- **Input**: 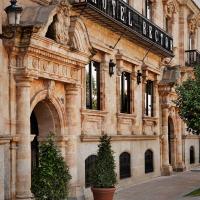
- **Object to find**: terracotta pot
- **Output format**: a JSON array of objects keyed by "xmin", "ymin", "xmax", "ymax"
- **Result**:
[{"xmin": 91, "ymin": 187, "xmax": 116, "ymax": 200}]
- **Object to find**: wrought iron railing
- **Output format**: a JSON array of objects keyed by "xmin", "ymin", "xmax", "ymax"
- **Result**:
[
  {"xmin": 72, "ymin": 0, "xmax": 174, "ymax": 57},
  {"xmin": 185, "ymin": 50, "xmax": 200, "ymax": 66}
]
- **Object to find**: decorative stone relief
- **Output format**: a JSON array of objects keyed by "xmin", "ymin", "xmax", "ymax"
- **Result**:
[
  {"xmin": 47, "ymin": 80, "xmax": 56, "ymax": 98},
  {"xmin": 143, "ymin": 117, "xmax": 158, "ymax": 135},
  {"xmin": 188, "ymin": 13, "xmax": 200, "ymax": 34},
  {"xmin": 53, "ymin": 0, "xmax": 71, "ymax": 45},
  {"xmin": 117, "ymin": 113, "xmax": 136, "ymax": 135},
  {"xmin": 81, "ymin": 110, "xmax": 107, "ymax": 136},
  {"xmin": 27, "ymin": 55, "xmax": 81, "ymax": 84},
  {"xmin": 163, "ymin": 0, "xmax": 178, "ymax": 18}
]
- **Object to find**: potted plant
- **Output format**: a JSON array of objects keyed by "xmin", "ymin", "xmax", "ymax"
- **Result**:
[
  {"xmin": 90, "ymin": 134, "xmax": 117, "ymax": 200},
  {"xmin": 31, "ymin": 133, "xmax": 71, "ymax": 200}
]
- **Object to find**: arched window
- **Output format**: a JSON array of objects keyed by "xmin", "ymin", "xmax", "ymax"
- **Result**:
[
  {"xmin": 120, "ymin": 152, "xmax": 131, "ymax": 179},
  {"xmin": 145, "ymin": 149, "xmax": 154, "ymax": 173},
  {"xmin": 190, "ymin": 146, "xmax": 195, "ymax": 164},
  {"xmin": 85, "ymin": 155, "xmax": 97, "ymax": 187}
]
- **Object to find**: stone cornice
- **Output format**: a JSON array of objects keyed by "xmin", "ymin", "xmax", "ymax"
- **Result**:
[
  {"xmin": 115, "ymin": 53, "xmax": 142, "ymax": 66},
  {"xmin": 80, "ymin": 134, "xmax": 158, "ymax": 142},
  {"xmin": 31, "ymin": 0, "xmax": 51, "ymax": 5},
  {"xmin": 182, "ymin": 134, "xmax": 200, "ymax": 139},
  {"xmin": 0, "ymin": 135, "xmax": 12, "ymax": 144},
  {"xmin": 81, "ymin": 109, "xmax": 108, "ymax": 117}
]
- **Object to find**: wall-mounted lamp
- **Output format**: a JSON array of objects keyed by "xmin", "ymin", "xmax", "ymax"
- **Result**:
[
  {"xmin": 137, "ymin": 70, "xmax": 142, "ymax": 85},
  {"xmin": 109, "ymin": 59, "xmax": 116, "ymax": 77},
  {"xmin": 0, "ymin": 0, "xmax": 23, "ymax": 39}
]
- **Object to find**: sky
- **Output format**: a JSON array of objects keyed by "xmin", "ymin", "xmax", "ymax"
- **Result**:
[{"xmin": 193, "ymin": 0, "xmax": 200, "ymax": 7}]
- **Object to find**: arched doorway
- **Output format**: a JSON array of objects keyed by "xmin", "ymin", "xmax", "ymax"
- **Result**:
[
  {"xmin": 30, "ymin": 99, "xmax": 62, "ymax": 175},
  {"xmin": 168, "ymin": 117, "xmax": 175, "ymax": 167}
]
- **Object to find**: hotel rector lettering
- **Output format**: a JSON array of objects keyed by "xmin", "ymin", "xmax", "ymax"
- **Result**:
[{"xmin": 87, "ymin": 0, "xmax": 173, "ymax": 53}]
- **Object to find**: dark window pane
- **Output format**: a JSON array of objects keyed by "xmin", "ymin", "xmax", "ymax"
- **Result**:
[
  {"xmin": 145, "ymin": 150, "xmax": 154, "ymax": 173},
  {"xmin": 120, "ymin": 152, "xmax": 131, "ymax": 179},
  {"xmin": 86, "ymin": 61, "xmax": 100, "ymax": 110},
  {"xmin": 190, "ymin": 146, "xmax": 195, "ymax": 164},
  {"xmin": 85, "ymin": 155, "xmax": 97, "ymax": 187},
  {"xmin": 121, "ymin": 72, "xmax": 131, "ymax": 113},
  {"xmin": 145, "ymin": 80, "xmax": 153, "ymax": 116},
  {"xmin": 145, "ymin": 0, "xmax": 152, "ymax": 20}
]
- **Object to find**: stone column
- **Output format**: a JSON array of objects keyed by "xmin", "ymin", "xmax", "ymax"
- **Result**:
[
  {"xmin": 175, "ymin": 115, "xmax": 185, "ymax": 171},
  {"xmin": 161, "ymin": 107, "xmax": 172, "ymax": 175},
  {"xmin": 15, "ymin": 77, "xmax": 32, "ymax": 200},
  {"xmin": 65, "ymin": 84, "xmax": 83, "ymax": 200}
]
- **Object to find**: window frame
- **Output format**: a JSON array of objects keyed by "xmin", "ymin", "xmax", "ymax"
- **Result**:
[{"xmin": 86, "ymin": 61, "xmax": 101, "ymax": 110}]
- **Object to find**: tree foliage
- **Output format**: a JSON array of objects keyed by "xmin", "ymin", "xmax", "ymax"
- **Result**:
[
  {"xmin": 31, "ymin": 133, "xmax": 71, "ymax": 200},
  {"xmin": 175, "ymin": 65, "xmax": 200, "ymax": 134},
  {"xmin": 90, "ymin": 134, "xmax": 117, "ymax": 188}
]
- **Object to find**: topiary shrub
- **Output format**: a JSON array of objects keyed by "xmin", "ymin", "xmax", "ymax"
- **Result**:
[
  {"xmin": 31, "ymin": 133, "xmax": 71, "ymax": 200},
  {"xmin": 90, "ymin": 134, "xmax": 117, "ymax": 188}
]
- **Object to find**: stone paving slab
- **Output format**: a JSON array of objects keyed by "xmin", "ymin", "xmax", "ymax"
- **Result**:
[{"xmin": 114, "ymin": 171, "xmax": 200, "ymax": 200}]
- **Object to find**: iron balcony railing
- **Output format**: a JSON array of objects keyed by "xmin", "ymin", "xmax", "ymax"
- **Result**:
[
  {"xmin": 185, "ymin": 50, "xmax": 200, "ymax": 66},
  {"xmin": 72, "ymin": 0, "xmax": 174, "ymax": 57}
]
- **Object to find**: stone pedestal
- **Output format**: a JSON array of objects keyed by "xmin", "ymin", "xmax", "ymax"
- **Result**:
[
  {"xmin": 161, "ymin": 165, "xmax": 173, "ymax": 176},
  {"xmin": 15, "ymin": 78, "xmax": 33, "ymax": 200}
]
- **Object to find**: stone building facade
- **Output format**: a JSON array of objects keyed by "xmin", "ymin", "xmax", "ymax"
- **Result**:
[{"xmin": 0, "ymin": 0, "xmax": 200, "ymax": 199}]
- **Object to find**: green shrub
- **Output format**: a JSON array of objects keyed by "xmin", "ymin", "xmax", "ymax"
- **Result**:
[
  {"xmin": 31, "ymin": 133, "xmax": 71, "ymax": 200},
  {"xmin": 90, "ymin": 134, "xmax": 117, "ymax": 188},
  {"xmin": 175, "ymin": 65, "xmax": 200, "ymax": 134}
]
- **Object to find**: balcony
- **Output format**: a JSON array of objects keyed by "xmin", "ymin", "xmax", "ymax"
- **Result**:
[
  {"xmin": 72, "ymin": 0, "xmax": 174, "ymax": 57},
  {"xmin": 185, "ymin": 50, "xmax": 200, "ymax": 66}
]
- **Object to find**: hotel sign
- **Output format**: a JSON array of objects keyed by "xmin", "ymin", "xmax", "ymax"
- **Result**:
[{"xmin": 83, "ymin": 0, "xmax": 173, "ymax": 55}]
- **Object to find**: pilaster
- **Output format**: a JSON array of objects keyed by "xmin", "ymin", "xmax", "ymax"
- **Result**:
[
  {"xmin": 65, "ymin": 84, "xmax": 84, "ymax": 200},
  {"xmin": 161, "ymin": 106, "xmax": 172, "ymax": 176},
  {"xmin": 15, "ymin": 77, "xmax": 33, "ymax": 200}
]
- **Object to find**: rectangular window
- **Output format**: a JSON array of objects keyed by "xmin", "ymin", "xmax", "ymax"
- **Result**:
[
  {"xmin": 145, "ymin": 80, "xmax": 153, "ymax": 116},
  {"xmin": 145, "ymin": 0, "xmax": 152, "ymax": 20},
  {"xmin": 86, "ymin": 61, "xmax": 100, "ymax": 110},
  {"xmin": 120, "ymin": 72, "xmax": 131, "ymax": 113}
]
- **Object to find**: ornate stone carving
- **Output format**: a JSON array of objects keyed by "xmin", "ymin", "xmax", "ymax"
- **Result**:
[
  {"xmin": 51, "ymin": 0, "xmax": 71, "ymax": 45},
  {"xmin": 47, "ymin": 80, "xmax": 56, "ymax": 98},
  {"xmin": 27, "ymin": 55, "xmax": 81, "ymax": 84},
  {"xmin": 163, "ymin": 0, "xmax": 178, "ymax": 18},
  {"xmin": 188, "ymin": 15, "xmax": 199, "ymax": 34}
]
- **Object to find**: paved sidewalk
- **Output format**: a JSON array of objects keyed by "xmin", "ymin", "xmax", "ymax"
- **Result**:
[{"xmin": 114, "ymin": 170, "xmax": 200, "ymax": 200}]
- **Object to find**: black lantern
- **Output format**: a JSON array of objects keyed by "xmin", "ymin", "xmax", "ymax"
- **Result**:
[
  {"xmin": 109, "ymin": 59, "xmax": 116, "ymax": 77},
  {"xmin": 5, "ymin": 0, "xmax": 23, "ymax": 25},
  {"xmin": 137, "ymin": 70, "xmax": 142, "ymax": 85},
  {"xmin": 0, "ymin": 0, "xmax": 23, "ymax": 39}
]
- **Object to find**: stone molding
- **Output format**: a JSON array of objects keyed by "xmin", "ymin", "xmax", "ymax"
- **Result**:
[
  {"xmin": 182, "ymin": 135, "xmax": 200, "ymax": 139},
  {"xmin": 142, "ymin": 116, "xmax": 158, "ymax": 135},
  {"xmin": 81, "ymin": 109, "xmax": 108, "ymax": 136},
  {"xmin": 117, "ymin": 113, "xmax": 136, "ymax": 135},
  {"xmin": 80, "ymin": 134, "xmax": 158, "ymax": 142},
  {"xmin": 0, "ymin": 135, "xmax": 12, "ymax": 144}
]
